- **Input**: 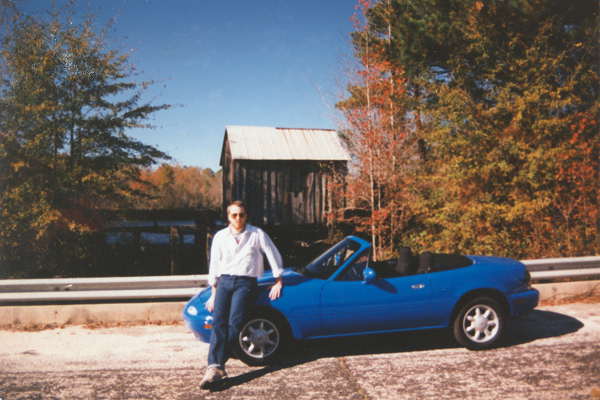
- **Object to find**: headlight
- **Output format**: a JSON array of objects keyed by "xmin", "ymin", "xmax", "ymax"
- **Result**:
[{"xmin": 187, "ymin": 305, "xmax": 198, "ymax": 316}]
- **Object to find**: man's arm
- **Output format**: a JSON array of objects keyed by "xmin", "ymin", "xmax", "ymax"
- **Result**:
[
  {"xmin": 205, "ymin": 232, "xmax": 221, "ymax": 311},
  {"xmin": 258, "ymin": 229, "xmax": 284, "ymax": 300},
  {"xmin": 205, "ymin": 283, "xmax": 217, "ymax": 312}
]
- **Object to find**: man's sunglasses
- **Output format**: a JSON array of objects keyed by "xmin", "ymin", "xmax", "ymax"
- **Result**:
[{"xmin": 230, "ymin": 213, "xmax": 246, "ymax": 218}]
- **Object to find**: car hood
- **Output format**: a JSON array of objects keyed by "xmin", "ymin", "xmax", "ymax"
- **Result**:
[
  {"xmin": 186, "ymin": 268, "xmax": 310, "ymax": 306},
  {"xmin": 257, "ymin": 268, "xmax": 308, "ymax": 286}
]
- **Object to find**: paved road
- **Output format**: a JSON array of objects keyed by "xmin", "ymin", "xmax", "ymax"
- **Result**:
[{"xmin": 0, "ymin": 303, "xmax": 599, "ymax": 400}]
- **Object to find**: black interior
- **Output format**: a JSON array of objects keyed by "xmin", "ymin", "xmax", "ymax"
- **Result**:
[{"xmin": 371, "ymin": 247, "xmax": 473, "ymax": 278}]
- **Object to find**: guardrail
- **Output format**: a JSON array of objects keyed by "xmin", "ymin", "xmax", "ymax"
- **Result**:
[
  {"xmin": 1, "ymin": 256, "xmax": 599, "ymax": 304},
  {"xmin": 0, "ymin": 275, "xmax": 206, "ymax": 303},
  {"xmin": 521, "ymin": 256, "xmax": 600, "ymax": 280},
  {"xmin": 521, "ymin": 256, "xmax": 600, "ymax": 271},
  {"xmin": 0, "ymin": 275, "xmax": 207, "ymax": 293}
]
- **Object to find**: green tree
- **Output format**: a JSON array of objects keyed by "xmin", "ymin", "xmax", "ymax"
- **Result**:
[
  {"xmin": 342, "ymin": 0, "xmax": 599, "ymax": 257},
  {"xmin": 414, "ymin": 0, "xmax": 599, "ymax": 257},
  {"xmin": 0, "ymin": 6, "xmax": 170, "ymax": 277}
]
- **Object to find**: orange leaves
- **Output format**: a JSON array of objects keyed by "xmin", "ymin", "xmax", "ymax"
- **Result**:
[
  {"xmin": 131, "ymin": 164, "xmax": 221, "ymax": 210},
  {"xmin": 10, "ymin": 161, "xmax": 27, "ymax": 171},
  {"xmin": 350, "ymin": 0, "xmax": 372, "ymax": 29},
  {"xmin": 568, "ymin": 112, "xmax": 597, "ymax": 145},
  {"xmin": 337, "ymin": 1, "xmax": 417, "ymax": 259},
  {"xmin": 339, "ymin": 0, "xmax": 600, "ymax": 258},
  {"xmin": 556, "ymin": 112, "xmax": 598, "ymax": 185}
]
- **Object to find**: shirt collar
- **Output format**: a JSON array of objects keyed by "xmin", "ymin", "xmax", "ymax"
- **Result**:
[
  {"xmin": 227, "ymin": 223, "xmax": 254, "ymax": 236},
  {"xmin": 228, "ymin": 226, "xmax": 245, "ymax": 236}
]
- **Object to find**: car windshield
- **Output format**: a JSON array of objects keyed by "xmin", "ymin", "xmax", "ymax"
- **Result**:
[{"xmin": 300, "ymin": 238, "xmax": 362, "ymax": 279}]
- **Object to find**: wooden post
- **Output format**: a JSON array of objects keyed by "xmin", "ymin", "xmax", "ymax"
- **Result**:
[{"xmin": 169, "ymin": 226, "xmax": 182, "ymax": 275}]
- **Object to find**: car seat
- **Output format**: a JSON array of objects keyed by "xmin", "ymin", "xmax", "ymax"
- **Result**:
[{"xmin": 395, "ymin": 247, "xmax": 418, "ymax": 275}]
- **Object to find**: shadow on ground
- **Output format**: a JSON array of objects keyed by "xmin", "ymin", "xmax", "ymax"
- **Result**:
[
  {"xmin": 503, "ymin": 309, "xmax": 584, "ymax": 346},
  {"xmin": 209, "ymin": 309, "xmax": 583, "ymax": 392}
]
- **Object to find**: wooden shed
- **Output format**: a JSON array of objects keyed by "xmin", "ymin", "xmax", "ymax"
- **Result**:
[{"xmin": 220, "ymin": 126, "xmax": 350, "ymax": 226}]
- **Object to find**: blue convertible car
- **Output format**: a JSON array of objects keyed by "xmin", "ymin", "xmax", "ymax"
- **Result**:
[{"xmin": 183, "ymin": 236, "xmax": 539, "ymax": 366}]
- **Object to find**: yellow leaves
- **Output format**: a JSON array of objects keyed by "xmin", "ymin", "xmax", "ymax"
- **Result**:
[
  {"xmin": 474, "ymin": 1, "xmax": 484, "ymax": 12},
  {"xmin": 21, "ymin": 101, "xmax": 56, "ymax": 114},
  {"xmin": 506, "ymin": 196, "xmax": 552, "ymax": 221},
  {"xmin": 32, "ymin": 209, "xmax": 61, "ymax": 240},
  {"xmin": 67, "ymin": 221, "xmax": 93, "ymax": 233},
  {"xmin": 81, "ymin": 173, "xmax": 99, "ymax": 183},
  {"xmin": 11, "ymin": 161, "xmax": 27, "ymax": 172}
]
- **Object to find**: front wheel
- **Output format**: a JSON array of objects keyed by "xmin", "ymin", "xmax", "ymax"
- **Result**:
[
  {"xmin": 453, "ymin": 296, "xmax": 505, "ymax": 350},
  {"xmin": 235, "ymin": 312, "xmax": 289, "ymax": 366}
]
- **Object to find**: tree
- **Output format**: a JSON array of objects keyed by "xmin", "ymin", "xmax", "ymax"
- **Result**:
[
  {"xmin": 132, "ymin": 164, "xmax": 222, "ymax": 210},
  {"xmin": 341, "ymin": 0, "xmax": 599, "ymax": 258},
  {"xmin": 411, "ymin": 0, "xmax": 599, "ymax": 257},
  {"xmin": 337, "ymin": 0, "xmax": 417, "ymax": 260},
  {"xmin": 0, "ymin": 5, "xmax": 171, "ymax": 277}
]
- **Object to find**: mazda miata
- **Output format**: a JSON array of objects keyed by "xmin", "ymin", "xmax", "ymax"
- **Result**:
[{"xmin": 183, "ymin": 236, "xmax": 539, "ymax": 365}]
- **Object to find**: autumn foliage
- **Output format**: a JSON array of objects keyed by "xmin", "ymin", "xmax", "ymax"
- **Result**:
[
  {"xmin": 0, "ymin": 6, "xmax": 172, "ymax": 277},
  {"xmin": 339, "ymin": 0, "xmax": 599, "ymax": 258},
  {"xmin": 336, "ymin": 0, "xmax": 417, "ymax": 260},
  {"xmin": 131, "ymin": 164, "xmax": 222, "ymax": 210}
]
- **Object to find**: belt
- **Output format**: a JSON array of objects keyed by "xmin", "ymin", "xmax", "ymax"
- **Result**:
[{"xmin": 219, "ymin": 274, "xmax": 256, "ymax": 280}]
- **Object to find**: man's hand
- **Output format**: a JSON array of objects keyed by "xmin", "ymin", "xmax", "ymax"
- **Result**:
[
  {"xmin": 205, "ymin": 286, "xmax": 217, "ymax": 312},
  {"xmin": 269, "ymin": 278, "xmax": 283, "ymax": 300},
  {"xmin": 205, "ymin": 294, "xmax": 215, "ymax": 312}
]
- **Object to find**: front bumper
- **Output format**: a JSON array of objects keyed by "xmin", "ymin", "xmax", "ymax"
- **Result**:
[
  {"xmin": 182, "ymin": 303, "xmax": 213, "ymax": 343},
  {"xmin": 508, "ymin": 288, "xmax": 539, "ymax": 317}
]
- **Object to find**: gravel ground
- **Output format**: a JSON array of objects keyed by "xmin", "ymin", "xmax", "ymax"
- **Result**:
[{"xmin": 0, "ymin": 302, "xmax": 599, "ymax": 400}]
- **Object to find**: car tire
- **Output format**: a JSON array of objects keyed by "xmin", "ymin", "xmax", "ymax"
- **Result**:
[
  {"xmin": 453, "ymin": 296, "xmax": 505, "ymax": 350},
  {"xmin": 235, "ymin": 311, "xmax": 290, "ymax": 366}
]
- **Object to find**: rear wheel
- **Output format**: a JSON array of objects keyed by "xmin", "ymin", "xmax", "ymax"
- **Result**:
[
  {"xmin": 235, "ymin": 312, "xmax": 290, "ymax": 366},
  {"xmin": 453, "ymin": 296, "xmax": 505, "ymax": 350}
]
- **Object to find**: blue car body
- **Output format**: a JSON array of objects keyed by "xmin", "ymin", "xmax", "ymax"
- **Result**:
[{"xmin": 183, "ymin": 236, "xmax": 539, "ymax": 356}]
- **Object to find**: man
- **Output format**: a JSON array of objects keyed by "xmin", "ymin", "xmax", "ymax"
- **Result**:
[{"xmin": 200, "ymin": 200, "xmax": 284, "ymax": 389}]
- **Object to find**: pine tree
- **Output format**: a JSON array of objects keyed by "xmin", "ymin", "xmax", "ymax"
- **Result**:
[{"xmin": 0, "ymin": 6, "xmax": 171, "ymax": 276}]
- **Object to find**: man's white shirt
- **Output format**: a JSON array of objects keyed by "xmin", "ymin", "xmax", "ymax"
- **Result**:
[{"xmin": 208, "ymin": 224, "xmax": 284, "ymax": 287}]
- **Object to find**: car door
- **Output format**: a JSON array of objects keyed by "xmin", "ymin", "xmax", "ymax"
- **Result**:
[{"xmin": 318, "ymin": 268, "xmax": 434, "ymax": 337}]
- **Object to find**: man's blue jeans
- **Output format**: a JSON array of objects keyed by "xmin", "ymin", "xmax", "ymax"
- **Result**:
[{"xmin": 208, "ymin": 275, "xmax": 257, "ymax": 368}]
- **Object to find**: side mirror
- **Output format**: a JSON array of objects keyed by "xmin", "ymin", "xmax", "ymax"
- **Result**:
[{"xmin": 362, "ymin": 267, "xmax": 376, "ymax": 284}]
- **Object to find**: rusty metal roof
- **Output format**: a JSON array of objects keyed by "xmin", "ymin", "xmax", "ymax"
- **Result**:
[{"xmin": 222, "ymin": 125, "xmax": 350, "ymax": 162}]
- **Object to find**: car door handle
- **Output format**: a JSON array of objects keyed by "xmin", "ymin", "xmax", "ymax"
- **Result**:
[{"xmin": 411, "ymin": 283, "xmax": 425, "ymax": 289}]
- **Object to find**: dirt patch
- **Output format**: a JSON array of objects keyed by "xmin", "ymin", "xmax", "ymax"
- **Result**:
[
  {"xmin": 540, "ymin": 294, "xmax": 600, "ymax": 306},
  {"xmin": 1, "ymin": 319, "xmax": 184, "ymax": 332},
  {"xmin": 81, "ymin": 320, "xmax": 183, "ymax": 330},
  {"xmin": 4, "ymin": 322, "xmax": 67, "ymax": 332}
]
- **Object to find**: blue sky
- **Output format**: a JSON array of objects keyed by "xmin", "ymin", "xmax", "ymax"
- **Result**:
[{"xmin": 23, "ymin": 0, "xmax": 358, "ymax": 171}]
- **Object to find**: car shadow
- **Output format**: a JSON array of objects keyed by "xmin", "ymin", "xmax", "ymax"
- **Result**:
[
  {"xmin": 209, "ymin": 309, "xmax": 583, "ymax": 392},
  {"xmin": 502, "ymin": 309, "xmax": 584, "ymax": 346}
]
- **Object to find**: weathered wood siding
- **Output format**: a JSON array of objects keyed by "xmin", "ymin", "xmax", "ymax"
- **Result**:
[{"xmin": 223, "ymin": 158, "xmax": 346, "ymax": 225}]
